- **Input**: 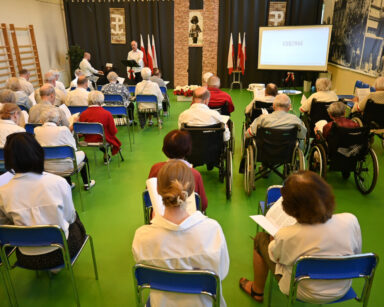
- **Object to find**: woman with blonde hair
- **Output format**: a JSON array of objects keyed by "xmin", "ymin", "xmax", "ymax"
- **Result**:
[
  {"xmin": 0, "ymin": 103, "xmax": 25, "ymax": 147},
  {"xmin": 132, "ymin": 160, "xmax": 229, "ymax": 307}
]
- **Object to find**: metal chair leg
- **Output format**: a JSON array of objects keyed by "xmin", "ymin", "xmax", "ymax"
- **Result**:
[
  {"xmin": 76, "ymin": 173, "xmax": 84, "ymax": 212},
  {"xmin": 88, "ymin": 236, "xmax": 99, "ymax": 280}
]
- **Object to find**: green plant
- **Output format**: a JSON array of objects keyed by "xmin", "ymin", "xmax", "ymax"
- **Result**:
[{"xmin": 66, "ymin": 45, "xmax": 85, "ymax": 77}]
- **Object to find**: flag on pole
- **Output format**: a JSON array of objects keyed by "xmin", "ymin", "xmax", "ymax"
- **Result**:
[
  {"xmin": 227, "ymin": 33, "xmax": 234, "ymax": 75},
  {"xmin": 140, "ymin": 34, "xmax": 147, "ymax": 67},
  {"xmin": 147, "ymin": 34, "xmax": 153, "ymax": 71},
  {"xmin": 152, "ymin": 35, "xmax": 158, "ymax": 69},
  {"xmin": 237, "ymin": 33, "xmax": 242, "ymax": 70},
  {"xmin": 241, "ymin": 32, "xmax": 246, "ymax": 75}
]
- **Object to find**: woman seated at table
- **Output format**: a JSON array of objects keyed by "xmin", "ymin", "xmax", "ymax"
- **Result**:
[
  {"xmin": 239, "ymin": 171, "xmax": 361, "ymax": 304},
  {"xmin": 0, "ymin": 103, "xmax": 25, "ymax": 147},
  {"xmin": 79, "ymin": 90, "xmax": 122, "ymax": 164},
  {"xmin": 148, "ymin": 129, "xmax": 208, "ymax": 212},
  {"xmin": 0, "ymin": 132, "xmax": 87, "ymax": 270},
  {"xmin": 34, "ymin": 108, "xmax": 95, "ymax": 190},
  {"xmin": 133, "ymin": 160, "xmax": 229, "ymax": 306}
]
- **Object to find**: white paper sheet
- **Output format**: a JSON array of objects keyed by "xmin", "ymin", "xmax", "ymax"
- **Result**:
[
  {"xmin": 0, "ymin": 172, "xmax": 14, "ymax": 187},
  {"xmin": 29, "ymin": 92, "xmax": 36, "ymax": 106}
]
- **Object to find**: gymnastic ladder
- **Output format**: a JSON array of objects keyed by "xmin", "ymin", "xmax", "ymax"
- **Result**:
[{"xmin": 0, "ymin": 24, "xmax": 16, "ymax": 90}]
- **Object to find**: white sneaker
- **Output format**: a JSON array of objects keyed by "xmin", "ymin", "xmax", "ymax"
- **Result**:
[{"xmin": 84, "ymin": 180, "xmax": 96, "ymax": 191}]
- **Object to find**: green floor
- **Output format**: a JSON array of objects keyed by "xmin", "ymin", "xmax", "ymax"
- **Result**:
[{"xmin": 2, "ymin": 89, "xmax": 383, "ymax": 307}]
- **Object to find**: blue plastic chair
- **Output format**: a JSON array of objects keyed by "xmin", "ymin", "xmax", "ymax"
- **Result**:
[
  {"xmin": 267, "ymin": 253, "xmax": 379, "ymax": 307},
  {"xmin": 0, "ymin": 148, "xmax": 5, "ymax": 173},
  {"xmin": 128, "ymin": 85, "xmax": 136, "ymax": 96},
  {"xmin": 104, "ymin": 94, "xmax": 124, "ymax": 105},
  {"xmin": 142, "ymin": 190, "xmax": 201, "ymax": 224},
  {"xmin": 258, "ymin": 185, "xmax": 282, "ymax": 216},
  {"xmin": 354, "ymin": 80, "xmax": 376, "ymax": 93},
  {"xmin": 0, "ymin": 225, "xmax": 98, "ymax": 307},
  {"xmin": 103, "ymin": 105, "xmax": 133, "ymax": 150},
  {"xmin": 18, "ymin": 105, "xmax": 28, "ymax": 112},
  {"xmin": 136, "ymin": 95, "xmax": 161, "ymax": 128},
  {"xmin": 70, "ymin": 87, "xmax": 76, "ymax": 91},
  {"xmin": 97, "ymin": 85, "xmax": 102, "ymax": 91},
  {"xmin": 43, "ymin": 146, "xmax": 88, "ymax": 211},
  {"xmin": 25, "ymin": 123, "xmax": 42, "ymax": 134},
  {"xmin": 68, "ymin": 106, "xmax": 88, "ymax": 115},
  {"xmin": 133, "ymin": 263, "xmax": 220, "ymax": 307}
]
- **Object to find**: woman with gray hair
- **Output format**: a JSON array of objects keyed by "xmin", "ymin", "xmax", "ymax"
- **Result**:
[
  {"xmin": 300, "ymin": 78, "xmax": 338, "ymax": 113},
  {"xmin": 352, "ymin": 76, "xmax": 384, "ymax": 113},
  {"xmin": 135, "ymin": 67, "xmax": 164, "ymax": 128},
  {"xmin": 34, "ymin": 107, "xmax": 95, "ymax": 190},
  {"xmin": 79, "ymin": 91, "xmax": 122, "ymax": 163},
  {"xmin": 5, "ymin": 77, "xmax": 33, "ymax": 111}
]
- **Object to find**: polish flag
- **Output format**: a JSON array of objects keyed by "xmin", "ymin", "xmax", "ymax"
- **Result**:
[
  {"xmin": 147, "ymin": 34, "xmax": 153, "ymax": 71},
  {"xmin": 152, "ymin": 35, "xmax": 158, "ymax": 69},
  {"xmin": 227, "ymin": 33, "xmax": 234, "ymax": 75},
  {"xmin": 237, "ymin": 33, "xmax": 242, "ymax": 70},
  {"xmin": 140, "ymin": 34, "xmax": 147, "ymax": 67},
  {"xmin": 241, "ymin": 32, "xmax": 246, "ymax": 75}
]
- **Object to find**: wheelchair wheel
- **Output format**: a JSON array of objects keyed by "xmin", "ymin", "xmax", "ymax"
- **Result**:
[
  {"xmin": 230, "ymin": 124, "xmax": 235, "ymax": 157},
  {"xmin": 351, "ymin": 117, "xmax": 363, "ymax": 127},
  {"xmin": 226, "ymin": 149, "xmax": 233, "ymax": 199},
  {"xmin": 303, "ymin": 135, "xmax": 310, "ymax": 156},
  {"xmin": 308, "ymin": 145, "xmax": 327, "ymax": 178},
  {"xmin": 354, "ymin": 148, "xmax": 378, "ymax": 195},
  {"xmin": 291, "ymin": 147, "xmax": 305, "ymax": 173},
  {"xmin": 244, "ymin": 146, "xmax": 254, "ymax": 196},
  {"xmin": 241, "ymin": 122, "xmax": 246, "ymax": 156}
]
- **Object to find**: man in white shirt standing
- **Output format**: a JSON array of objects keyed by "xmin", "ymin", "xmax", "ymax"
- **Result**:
[
  {"xmin": 65, "ymin": 76, "xmax": 89, "ymax": 106},
  {"xmin": 178, "ymin": 87, "xmax": 230, "ymax": 141},
  {"xmin": 18, "ymin": 69, "xmax": 34, "ymax": 96},
  {"xmin": 127, "ymin": 40, "xmax": 144, "ymax": 84},
  {"xmin": 79, "ymin": 52, "xmax": 103, "ymax": 87}
]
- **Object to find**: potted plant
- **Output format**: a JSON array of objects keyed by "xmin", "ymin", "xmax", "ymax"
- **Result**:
[{"xmin": 66, "ymin": 45, "xmax": 85, "ymax": 77}]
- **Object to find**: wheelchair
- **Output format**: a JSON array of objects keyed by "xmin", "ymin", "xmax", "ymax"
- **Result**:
[
  {"xmin": 180, "ymin": 123, "xmax": 233, "ymax": 199},
  {"xmin": 308, "ymin": 124, "xmax": 379, "ymax": 195},
  {"xmin": 243, "ymin": 127, "xmax": 305, "ymax": 196},
  {"xmin": 241, "ymin": 100, "xmax": 274, "ymax": 156}
]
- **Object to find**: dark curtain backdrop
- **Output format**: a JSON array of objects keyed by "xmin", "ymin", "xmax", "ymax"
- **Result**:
[
  {"xmin": 217, "ymin": 0, "xmax": 323, "ymax": 88},
  {"xmin": 64, "ymin": 0, "xmax": 174, "ymax": 87}
]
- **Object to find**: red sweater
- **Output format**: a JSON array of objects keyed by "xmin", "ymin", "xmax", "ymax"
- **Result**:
[
  {"xmin": 323, "ymin": 117, "xmax": 359, "ymax": 139},
  {"xmin": 207, "ymin": 87, "xmax": 235, "ymax": 113},
  {"xmin": 148, "ymin": 161, "xmax": 208, "ymax": 212},
  {"xmin": 79, "ymin": 106, "xmax": 122, "ymax": 155}
]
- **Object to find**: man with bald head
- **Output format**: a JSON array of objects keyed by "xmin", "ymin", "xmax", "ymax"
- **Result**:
[
  {"xmin": 29, "ymin": 84, "xmax": 70, "ymax": 127},
  {"xmin": 80, "ymin": 52, "xmax": 103, "ymax": 78},
  {"xmin": 127, "ymin": 40, "xmax": 144, "ymax": 84},
  {"xmin": 34, "ymin": 72, "xmax": 67, "ymax": 106},
  {"xmin": 178, "ymin": 87, "xmax": 230, "ymax": 141},
  {"xmin": 66, "ymin": 76, "xmax": 89, "ymax": 106},
  {"xmin": 207, "ymin": 75, "xmax": 235, "ymax": 114}
]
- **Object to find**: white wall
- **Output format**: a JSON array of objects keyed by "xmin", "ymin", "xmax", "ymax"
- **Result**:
[{"xmin": 0, "ymin": 0, "xmax": 70, "ymax": 86}]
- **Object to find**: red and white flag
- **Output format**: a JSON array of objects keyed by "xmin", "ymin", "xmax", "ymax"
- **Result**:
[
  {"xmin": 140, "ymin": 34, "xmax": 147, "ymax": 67},
  {"xmin": 147, "ymin": 34, "xmax": 153, "ymax": 71},
  {"xmin": 241, "ymin": 32, "xmax": 246, "ymax": 75},
  {"xmin": 152, "ymin": 35, "xmax": 158, "ymax": 69},
  {"xmin": 227, "ymin": 33, "xmax": 234, "ymax": 75},
  {"xmin": 237, "ymin": 33, "xmax": 242, "ymax": 70}
]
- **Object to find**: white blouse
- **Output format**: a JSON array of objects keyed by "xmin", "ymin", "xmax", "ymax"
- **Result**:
[{"xmin": 0, "ymin": 119, "xmax": 25, "ymax": 147}]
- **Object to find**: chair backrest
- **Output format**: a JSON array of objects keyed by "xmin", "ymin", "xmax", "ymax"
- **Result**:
[
  {"xmin": 104, "ymin": 94, "xmax": 124, "ymax": 104},
  {"xmin": 362, "ymin": 99, "xmax": 384, "ymax": 129},
  {"xmin": 73, "ymin": 122, "xmax": 106, "ymax": 147},
  {"xmin": 136, "ymin": 94, "xmax": 158, "ymax": 103},
  {"xmin": 209, "ymin": 102, "xmax": 230, "ymax": 116},
  {"xmin": 68, "ymin": 106, "xmax": 88, "ymax": 115},
  {"xmin": 266, "ymin": 185, "xmax": 282, "ymax": 206},
  {"xmin": 43, "ymin": 145, "xmax": 76, "ymax": 160},
  {"xmin": 25, "ymin": 123, "xmax": 42, "ymax": 134},
  {"xmin": 103, "ymin": 105, "xmax": 128, "ymax": 116},
  {"xmin": 18, "ymin": 105, "xmax": 29, "ymax": 112},
  {"xmin": 289, "ymin": 253, "xmax": 379, "ymax": 305},
  {"xmin": 0, "ymin": 148, "xmax": 4, "ymax": 161},
  {"xmin": 250, "ymin": 101, "xmax": 274, "ymax": 122},
  {"xmin": 354, "ymin": 80, "xmax": 375, "ymax": 93},
  {"xmin": 97, "ymin": 85, "xmax": 102, "ymax": 91},
  {"xmin": 255, "ymin": 127, "xmax": 298, "ymax": 164},
  {"xmin": 159, "ymin": 86, "xmax": 167, "ymax": 95},
  {"xmin": 128, "ymin": 86, "xmax": 136, "ymax": 95},
  {"xmin": 70, "ymin": 87, "xmax": 76, "ymax": 91},
  {"xmin": 133, "ymin": 263, "xmax": 220, "ymax": 306},
  {"xmin": 181, "ymin": 123, "xmax": 225, "ymax": 167},
  {"xmin": 308, "ymin": 99, "xmax": 333, "ymax": 131}
]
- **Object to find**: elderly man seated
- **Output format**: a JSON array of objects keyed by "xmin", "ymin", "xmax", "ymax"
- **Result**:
[
  {"xmin": 101, "ymin": 71, "xmax": 135, "ymax": 124},
  {"xmin": 352, "ymin": 76, "xmax": 384, "ymax": 113},
  {"xmin": 29, "ymin": 84, "xmax": 70, "ymax": 128},
  {"xmin": 35, "ymin": 72, "xmax": 67, "ymax": 106},
  {"xmin": 18, "ymin": 69, "xmax": 34, "ymax": 96},
  {"xmin": 49, "ymin": 69, "xmax": 67, "ymax": 95},
  {"xmin": 245, "ymin": 94, "xmax": 307, "ymax": 139},
  {"xmin": 79, "ymin": 91, "xmax": 122, "ymax": 164},
  {"xmin": 207, "ymin": 76, "xmax": 235, "ymax": 115},
  {"xmin": 245, "ymin": 83, "xmax": 278, "ymax": 114},
  {"xmin": 300, "ymin": 78, "xmax": 338, "ymax": 113},
  {"xmin": 70, "ymin": 69, "xmax": 94, "ymax": 90},
  {"xmin": 5, "ymin": 77, "xmax": 33, "ymax": 111},
  {"xmin": 135, "ymin": 67, "xmax": 163, "ymax": 128},
  {"xmin": 66, "ymin": 76, "xmax": 89, "ymax": 106},
  {"xmin": 178, "ymin": 87, "xmax": 230, "ymax": 141}
]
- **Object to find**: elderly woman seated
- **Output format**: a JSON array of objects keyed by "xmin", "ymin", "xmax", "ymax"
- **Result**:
[
  {"xmin": 135, "ymin": 67, "xmax": 163, "ymax": 128},
  {"xmin": 34, "ymin": 108, "xmax": 95, "ymax": 190},
  {"xmin": 0, "ymin": 90, "xmax": 28, "ymax": 126},
  {"xmin": 5, "ymin": 77, "xmax": 33, "ymax": 111},
  {"xmin": 352, "ymin": 76, "xmax": 384, "ymax": 113},
  {"xmin": 0, "ymin": 132, "xmax": 87, "ymax": 270},
  {"xmin": 314, "ymin": 101, "xmax": 359, "ymax": 140},
  {"xmin": 133, "ymin": 160, "xmax": 229, "ymax": 306},
  {"xmin": 239, "ymin": 171, "xmax": 361, "ymax": 304},
  {"xmin": 79, "ymin": 91, "xmax": 122, "ymax": 164},
  {"xmin": 101, "ymin": 71, "xmax": 136, "ymax": 124},
  {"xmin": 148, "ymin": 129, "xmax": 208, "ymax": 212},
  {"xmin": 300, "ymin": 78, "xmax": 338, "ymax": 113},
  {"xmin": 0, "ymin": 103, "xmax": 25, "ymax": 147}
]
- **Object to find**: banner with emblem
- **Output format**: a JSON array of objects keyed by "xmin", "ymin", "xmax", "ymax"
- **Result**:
[
  {"xmin": 110, "ymin": 8, "xmax": 126, "ymax": 44},
  {"xmin": 268, "ymin": 2, "xmax": 287, "ymax": 26}
]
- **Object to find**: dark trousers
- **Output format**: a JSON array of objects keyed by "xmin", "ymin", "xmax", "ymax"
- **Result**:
[
  {"xmin": 127, "ymin": 103, "xmax": 135, "ymax": 120},
  {"xmin": 16, "ymin": 213, "xmax": 86, "ymax": 270},
  {"xmin": 65, "ymin": 156, "xmax": 90, "ymax": 185},
  {"xmin": 134, "ymin": 72, "xmax": 143, "ymax": 84}
]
